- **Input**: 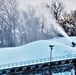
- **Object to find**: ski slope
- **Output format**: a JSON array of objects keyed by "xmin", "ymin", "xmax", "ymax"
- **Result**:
[{"xmin": 0, "ymin": 37, "xmax": 76, "ymax": 69}]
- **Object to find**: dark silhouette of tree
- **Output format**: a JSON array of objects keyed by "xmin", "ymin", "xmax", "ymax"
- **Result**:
[{"xmin": 46, "ymin": 0, "xmax": 65, "ymax": 22}]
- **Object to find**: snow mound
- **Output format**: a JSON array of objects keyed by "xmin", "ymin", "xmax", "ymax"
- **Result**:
[{"xmin": 0, "ymin": 37, "xmax": 76, "ymax": 66}]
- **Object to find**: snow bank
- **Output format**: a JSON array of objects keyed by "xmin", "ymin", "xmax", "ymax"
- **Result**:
[{"xmin": 0, "ymin": 37, "xmax": 76, "ymax": 66}]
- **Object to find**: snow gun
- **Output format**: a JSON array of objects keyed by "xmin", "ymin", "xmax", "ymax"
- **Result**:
[{"xmin": 72, "ymin": 42, "xmax": 76, "ymax": 47}]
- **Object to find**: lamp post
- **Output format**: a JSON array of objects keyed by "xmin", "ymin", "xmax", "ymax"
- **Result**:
[{"xmin": 49, "ymin": 45, "xmax": 54, "ymax": 75}]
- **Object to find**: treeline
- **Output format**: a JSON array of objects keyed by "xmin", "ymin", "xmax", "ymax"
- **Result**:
[
  {"xmin": 0, "ymin": 0, "xmax": 76, "ymax": 47},
  {"xmin": 46, "ymin": 0, "xmax": 76, "ymax": 36}
]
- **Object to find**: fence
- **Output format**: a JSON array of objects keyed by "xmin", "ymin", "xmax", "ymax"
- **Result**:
[{"xmin": 0, "ymin": 54, "xmax": 76, "ymax": 70}]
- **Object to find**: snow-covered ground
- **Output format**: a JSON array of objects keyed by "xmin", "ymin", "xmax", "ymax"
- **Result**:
[{"xmin": 0, "ymin": 36, "xmax": 76, "ymax": 69}]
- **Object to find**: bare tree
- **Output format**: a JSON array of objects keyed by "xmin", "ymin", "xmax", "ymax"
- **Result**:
[
  {"xmin": 59, "ymin": 10, "xmax": 76, "ymax": 36},
  {"xmin": 0, "ymin": 0, "xmax": 19, "ymax": 47},
  {"xmin": 19, "ymin": 6, "xmax": 39, "ymax": 44},
  {"xmin": 7, "ymin": 0, "xmax": 19, "ymax": 46},
  {"xmin": 46, "ymin": 0, "xmax": 65, "ymax": 22}
]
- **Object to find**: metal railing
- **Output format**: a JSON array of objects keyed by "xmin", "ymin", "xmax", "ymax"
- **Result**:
[{"xmin": 0, "ymin": 54, "xmax": 76, "ymax": 70}]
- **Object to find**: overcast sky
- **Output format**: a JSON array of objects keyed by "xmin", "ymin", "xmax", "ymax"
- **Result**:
[
  {"xmin": 19, "ymin": 0, "xmax": 76, "ymax": 13},
  {"xmin": 63, "ymin": 0, "xmax": 76, "ymax": 12}
]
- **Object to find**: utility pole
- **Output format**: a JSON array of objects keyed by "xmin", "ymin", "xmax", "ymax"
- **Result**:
[{"xmin": 49, "ymin": 45, "xmax": 54, "ymax": 75}]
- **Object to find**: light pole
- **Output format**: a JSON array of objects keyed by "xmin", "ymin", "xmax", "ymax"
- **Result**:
[{"xmin": 49, "ymin": 45, "xmax": 54, "ymax": 75}]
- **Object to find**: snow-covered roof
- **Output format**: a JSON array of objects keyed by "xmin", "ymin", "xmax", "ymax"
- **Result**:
[{"xmin": 0, "ymin": 36, "xmax": 76, "ymax": 69}]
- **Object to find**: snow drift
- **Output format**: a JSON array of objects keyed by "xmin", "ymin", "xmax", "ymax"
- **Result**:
[{"xmin": 0, "ymin": 36, "xmax": 76, "ymax": 69}]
